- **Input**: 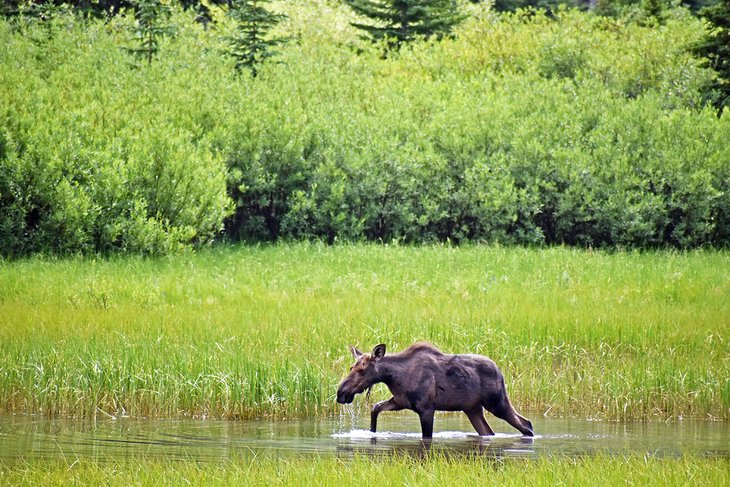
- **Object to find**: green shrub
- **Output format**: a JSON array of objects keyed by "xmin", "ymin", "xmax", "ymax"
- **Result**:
[
  {"xmin": 0, "ymin": 13, "xmax": 231, "ymax": 256},
  {"xmin": 0, "ymin": 4, "xmax": 727, "ymax": 255}
]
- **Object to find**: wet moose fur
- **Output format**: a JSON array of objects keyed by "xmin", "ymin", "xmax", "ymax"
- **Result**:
[{"xmin": 336, "ymin": 342, "xmax": 533, "ymax": 438}]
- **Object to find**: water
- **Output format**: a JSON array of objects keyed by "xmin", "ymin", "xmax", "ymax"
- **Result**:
[{"xmin": 0, "ymin": 412, "xmax": 727, "ymax": 464}]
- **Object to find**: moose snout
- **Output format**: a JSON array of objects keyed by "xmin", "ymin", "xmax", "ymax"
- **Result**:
[
  {"xmin": 337, "ymin": 386, "xmax": 355, "ymax": 404},
  {"xmin": 336, "ymin": 382, "xmax": 356, "ymax": 404}
]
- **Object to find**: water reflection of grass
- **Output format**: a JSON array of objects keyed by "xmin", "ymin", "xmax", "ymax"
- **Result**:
[
  {"xmin": 0, "ymin": 244, "xmax": 727, "ymax": 421},
  {"xmin": 1, "ymin": 454, "xmax": 727, "ymax": 485}
]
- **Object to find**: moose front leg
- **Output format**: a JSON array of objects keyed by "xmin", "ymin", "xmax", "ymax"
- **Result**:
[
  {"xmin": 418, "ymin": 409, "xmax": 435, "ymax": 439},
  {"xmin": 370, "ymin": 398, "xmax": 402, "ymax": 432}
]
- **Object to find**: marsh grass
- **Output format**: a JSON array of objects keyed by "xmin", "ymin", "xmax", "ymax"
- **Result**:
[
  {"xmin": 0, "ymin": 454, "xmax": 727, "ymax": 486},
  {"xmin": 0, "ymin": 245, "xmax": 728, "ymax": 420}
]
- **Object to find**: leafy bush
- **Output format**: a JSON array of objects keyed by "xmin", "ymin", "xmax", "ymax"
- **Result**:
[
  {"xmin": 0, "ymin": 4, "xmax": 728, "ymax": 255},
  {"xmin": 0, "ymin": 13, "xmax": 231, "ymax": 256}
]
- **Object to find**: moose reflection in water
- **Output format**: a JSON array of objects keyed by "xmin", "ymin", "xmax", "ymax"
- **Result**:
[
  {"xmin": 335, "ymin": 431, "xmax": 536, "ymax": 459},
  {"xmin": 336, "ymin": 343, "xmax": 534, "ymax": 439}
]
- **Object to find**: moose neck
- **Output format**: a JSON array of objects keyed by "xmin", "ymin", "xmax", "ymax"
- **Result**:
[{"xmin": 373, "ymin": 357, "xmax": 400, "ymax": 389}]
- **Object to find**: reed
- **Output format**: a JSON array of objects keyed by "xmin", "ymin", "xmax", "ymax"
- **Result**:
[{"xmin": 0, "ymin": 244, "xmax": 728, "ymax": 420}]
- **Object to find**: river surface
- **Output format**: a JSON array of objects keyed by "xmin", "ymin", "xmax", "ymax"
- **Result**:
[{"xmin": 0, "ymin": 412, "xmax": 727, "ymax": 463}]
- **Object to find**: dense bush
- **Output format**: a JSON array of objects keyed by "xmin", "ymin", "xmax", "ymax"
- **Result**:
[
  {"xmin": 0, "ymin": 13, "xmax": 232, "ymax": 256},
  {"xmin": 0, "ymin": 3, "xmax": 728, "ymax": 255}
]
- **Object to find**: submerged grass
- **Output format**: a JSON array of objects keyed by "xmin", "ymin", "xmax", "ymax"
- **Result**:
[
  {"xmin": 0, "ymin": 454, "xmax": 727, "ymax": 486},
  {"xmin": 0, "ymin": 244, "xmax": 728, "ymax": 421}
]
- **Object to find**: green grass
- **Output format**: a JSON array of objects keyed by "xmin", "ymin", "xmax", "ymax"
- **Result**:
[
  {"xmin": 0, "ymin": 454, "xmax": 727, "ymax": 486},
  {"xmin": 0, "ymin": 244, "xmax": 728, "ymax": 420}
]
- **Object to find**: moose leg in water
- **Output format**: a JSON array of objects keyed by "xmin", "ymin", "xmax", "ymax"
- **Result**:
[
  {"xmin": 370, "ymin": 397, "xmax": 403, "ymax": 433},
  {"xmin": 465, "ymin": 406, "xmax": 495, "ymax": 436},
  {"xmin": 418, "ymin": 409, "xmax": 435, "ymax": 438},
  {"xmin": 484, "ymin": 394, "xmax": 534, "ymax": 436}
]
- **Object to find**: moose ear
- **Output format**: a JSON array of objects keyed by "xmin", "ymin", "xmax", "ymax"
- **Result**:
[
  {"xmin": 372, "ymin": 344, "xmax": 386, "ymax": 360},
  {"xmin": 349, "ymin": 345, "xmax": 363, "ymax": 359}
]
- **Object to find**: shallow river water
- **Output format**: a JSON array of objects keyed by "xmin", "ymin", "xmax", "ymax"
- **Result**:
[{"xmin": 1, "ymin": 412, "xmax": 727, "ymax": 463}]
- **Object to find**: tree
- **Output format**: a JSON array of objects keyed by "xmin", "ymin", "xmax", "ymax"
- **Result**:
[
  {"xmin": 640, "ymin": 0, "xmax": 666, "ymax": 25},
  {"xmin": 693, "ymin": 0, "xmax": 730, "ymax": 112},
  {"xmin": 126, "ymin": 0, "xmax": 174, "ymax": 66},
  {"xmin": 224, "ymin": 0, "xmax": 287, "ymax": 76},
  {"xmin": 344, "ymin": 0, "xmax": 466, "ymax": 49}
]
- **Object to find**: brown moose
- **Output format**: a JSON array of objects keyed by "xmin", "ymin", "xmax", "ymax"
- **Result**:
[{"xmin": 336, "ymin": 342, "xmax": 534, "ymax": 439}]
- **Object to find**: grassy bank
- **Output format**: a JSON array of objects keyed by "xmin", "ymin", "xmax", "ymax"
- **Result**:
[
  {"xmin": 0, "ymin": 245, "xmax": 727, "ymax": 421},
  {"xmin": 1, "ymin": 454, "xmax": 727, "ymax": 486}
]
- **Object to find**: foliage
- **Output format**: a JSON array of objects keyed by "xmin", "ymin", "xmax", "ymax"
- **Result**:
[
  {"xmin": 223, "ymin": 0, "xmax": 288, "ymax": 76},
  {"xmin": 641, "ymin": 0, "xmax": 666, "ymax": 23},
  {"xmin": 0, "ymin": 0, "xmax": 130, "ymax": 18},
  {"xmin": 0, "ymin": 5, "xmax": 728, "ymax": 255},
  {"xmin": 692, "ymin": 0, "xmax": 730, "ymax": 112},
  {"xmin": 220, "ymin": 7, "xmax": 727, "ymax": 248},
  {"xmin": 0, "ymin": 0, "xmax": 238, "ymax": 20},
  {"xmin": 490, "ymin": 0, "xmax": 580, "ymax": 14},
  {"xmin": 0, "ymin": 13, "xmax": 231, "ymax": 256},
  {"xmin": 344, "ymin": 0, "xmax": 466, "ymax": 48}
]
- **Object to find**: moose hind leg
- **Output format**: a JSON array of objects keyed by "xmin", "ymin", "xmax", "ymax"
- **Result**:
[
  {"xmin": 465, "ymin": 407, "xmax": 495, "ymax": 436},
  {"xmin": 485, "ymin": 398, "xmax": 534, "ymax": 436},
  {"xmin": 515, "ymin": 412, "xmax": 534, "ymax": 434},
  {"xmin": 370, "ymin": 398, "xmax": 402, "ymax": 433}
]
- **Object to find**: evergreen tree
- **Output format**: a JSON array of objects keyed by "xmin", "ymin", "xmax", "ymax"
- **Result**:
[
  {"xmin": 344, "ymin": 0, "xmax": 466, "ymax": 49},
  {"xmin": 640, "ymin": 0, "xmax": 666, "ymax": 25},
  {"xmin": 224, "ymin": 0, "xmax": 287, "ymax": 76},
  {"xmin": 126, "ymin": 0, "xmax": 174, "ymax": 66},
  {"xmin": 693, "ymin": 0, "xmax": 730, "ymax": 112}
]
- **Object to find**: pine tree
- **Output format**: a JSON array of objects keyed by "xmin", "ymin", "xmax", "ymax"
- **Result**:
[
  {"xmin": 126, "ymin": 0, "xmax": 174, "ymax": 66},
  {"xmin": 640, "ymin": 0, "xmax": 665, "ymax": 26},
  {"xmin": 693, "ymin": 0, "xmax": 730, "ymax": 112},
  {"xmin": 224, "ymin": 0, "xmax": 287, "ymax": 77},
  {"xmin": 344, "ymin": 0, "xmax": 466, "ymax": 49}
]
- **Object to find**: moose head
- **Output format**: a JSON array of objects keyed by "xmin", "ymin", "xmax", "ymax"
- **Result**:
[{"xmin": 335, "ymin": 344, "xmax": 386, "ymax": 404}]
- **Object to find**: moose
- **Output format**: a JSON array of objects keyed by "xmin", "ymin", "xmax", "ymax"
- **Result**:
[{"xmin": 336, "ymin": 342, "xmax": 533, "ymax": 439}]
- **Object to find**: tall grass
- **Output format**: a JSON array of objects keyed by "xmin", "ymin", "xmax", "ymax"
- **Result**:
[
  {"xmin": 0, "ymin": 454, "xmax": 727, "ymax": 486},
  {"xmin": 0, "ymin": 245, "xmax": 727, "ymax": 420}
]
